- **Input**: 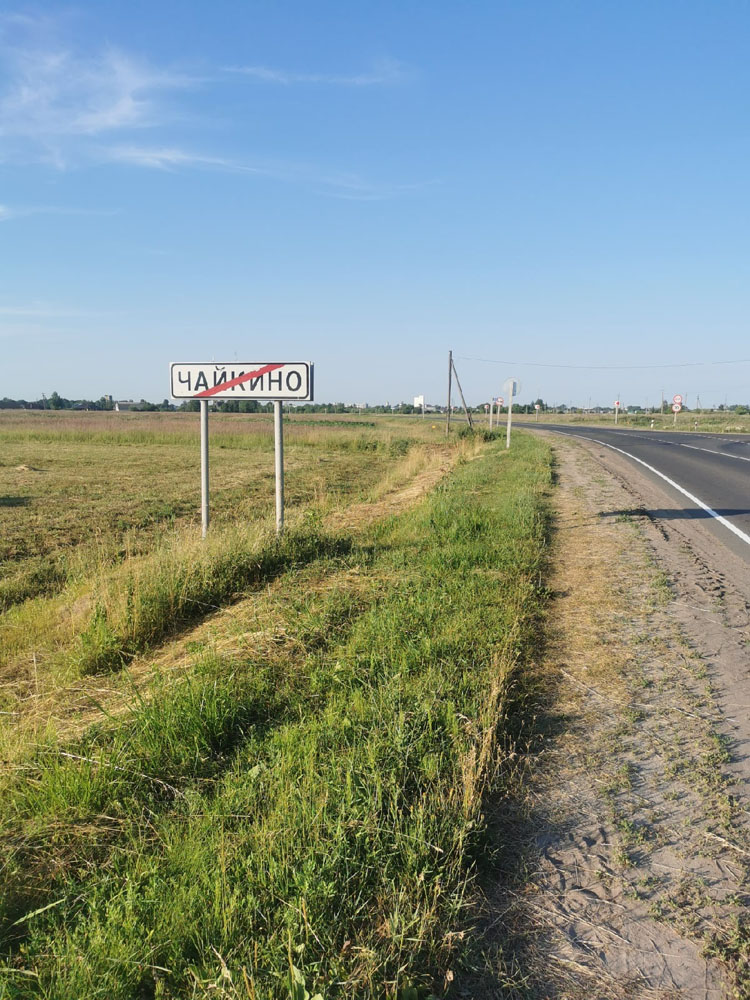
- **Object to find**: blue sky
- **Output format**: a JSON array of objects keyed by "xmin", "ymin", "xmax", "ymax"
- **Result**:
[{"xmin": 2, "ymin": 1, "xmax": 749, "ymax": 408}]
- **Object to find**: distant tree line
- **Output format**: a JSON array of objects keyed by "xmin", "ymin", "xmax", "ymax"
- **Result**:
[
  {"xmin": 2, "ymin": 394, "xmax": 748, "ymax": 415},
  {"xmin": 0, "ymin": 393, "xmax": 177, "ymax": 411}
]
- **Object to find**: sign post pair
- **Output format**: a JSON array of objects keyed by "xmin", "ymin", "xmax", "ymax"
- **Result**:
[
  {"xmin": 489, "ymin": 396, "xmax": 504, "ymax": 430},
  {"xmin": 170, "ymin": 362, "xmax": 314, "ymax": 537}
]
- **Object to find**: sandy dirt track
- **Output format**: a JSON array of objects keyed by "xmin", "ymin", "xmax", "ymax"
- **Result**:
[{"xmin": 478, "ymin": 432, "xmax": 750, "ymax": 999}]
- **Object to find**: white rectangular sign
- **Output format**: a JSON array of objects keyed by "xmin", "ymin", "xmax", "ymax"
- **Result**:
[{"xmin": 170, "ymin": 362, "xmax": 313, "ymax": 401}]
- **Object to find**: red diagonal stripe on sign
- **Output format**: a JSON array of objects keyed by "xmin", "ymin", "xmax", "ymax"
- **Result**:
[{"xmin": 194, "ymin": 363, "xmax": 285, "ymax": 398}]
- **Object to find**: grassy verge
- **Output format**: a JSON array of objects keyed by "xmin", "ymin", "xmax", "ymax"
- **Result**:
[
  {"xmin": 514, "ymin": 411, "xmax": 750, "ymax": 433},
  {"xmin": 0, "ymin": 433, "xmax": 552, "ymax": 999}
]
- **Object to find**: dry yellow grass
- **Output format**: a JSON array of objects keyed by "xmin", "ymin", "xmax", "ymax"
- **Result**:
[{"xmin": 0, "ymin": 419, "xmax": 466, "ymax": 764}]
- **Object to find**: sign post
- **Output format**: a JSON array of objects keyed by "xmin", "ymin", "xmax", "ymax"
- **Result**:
[
  {"xmin": 200, "ymin": 399, "xmax": 209, "ymax": 538},
  {"xmin": 503, "ymin": 379, "xmax": 520, "ymax": 449},
  {"xmin": 274, "ymin": 401, "xmax": 284, "ymax": 532},
  {"xmin": 614, "ymin": 400, "xmax": 620, "ymax": 425},
  {"xmin": 493, "ymin": 396, "xmax": 504, "ymax": 432},
  {"xmin": 672, "ymin": 395, "xmax": 683, "ymax": 428},
  {"xmin": 170, "ymin": 361, "xmax": 313, "ymax": 536}
]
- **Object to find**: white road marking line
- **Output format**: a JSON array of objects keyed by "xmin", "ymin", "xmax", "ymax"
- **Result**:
[
  {"xmin": 553, "ymin": 430, "xmax": 750, "ymax": 549},
  {"xmin": 678, "ymin": 443, "xmax": 750, "ymax": 462}
]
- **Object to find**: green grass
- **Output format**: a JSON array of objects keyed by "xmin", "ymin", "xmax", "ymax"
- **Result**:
[
  {"xmin": 0, "ymin": 412, "xmax": 441, "ymax": 613},
  {"xmin": 0, "ymin": 433, "xmax": 552, "ymax": 999}
]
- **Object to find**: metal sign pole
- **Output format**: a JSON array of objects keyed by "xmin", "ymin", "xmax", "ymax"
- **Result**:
[
  {"xmin": 200, "ymin": 399, "xmax": 209, "ymax": 538},
  {"xmin": 489, "ymin": 399, "xmax": 493, "ymax": 430},
  {"xmin": 274, "ymin": 400, "xmax": 284, "ymax": 535},
  {"xmin": 506, "ymin": 386, "xmax": 513, "ymax": 449}
]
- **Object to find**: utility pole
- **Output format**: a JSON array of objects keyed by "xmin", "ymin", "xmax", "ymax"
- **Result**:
[{"xmin": 446, "ymin": 350, "xmax": 453, "ymax": 436}]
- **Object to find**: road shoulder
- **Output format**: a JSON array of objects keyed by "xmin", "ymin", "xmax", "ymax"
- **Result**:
[{"xmin": 477, "ymin": 433, "xmax": 750, "ymax": 998}]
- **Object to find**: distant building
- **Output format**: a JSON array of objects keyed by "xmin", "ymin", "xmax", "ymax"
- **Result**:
[{"xmin": 114, "ymin": 400, "xmax": 139, "ymax": 412}]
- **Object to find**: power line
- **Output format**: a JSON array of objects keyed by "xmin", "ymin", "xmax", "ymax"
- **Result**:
[{"xmin": 455, "ymin": 355, "xmax": 750, "ymax": 371}]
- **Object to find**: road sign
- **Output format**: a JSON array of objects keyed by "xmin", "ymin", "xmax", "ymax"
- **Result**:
[
  {"xmin": 614, "ymin": 400, "xmax": 620, "ymax": 408},
  {"xmin": 534, "ymin": 404, "xmax": 541, "ymax": 410},
  {"xmin": 497, "ymin": 397, "xmax": 504, "ymax": 406},
  {"xmin": 171, "ymin": 360, "xmax": 314, "ymax": 538},
  {"xmin": 672, "ymin": 402, "xmax": 682, "ymax": 412},
  {"xmin": 170, "ymin": 362, "xmax": 313, "ymax": 401},
  {"xmin": 673, "ymin": 394, "xmax": 683, "ymax": 404}
]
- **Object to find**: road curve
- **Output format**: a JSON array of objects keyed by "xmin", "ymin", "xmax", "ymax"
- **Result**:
[{"xmin": 526, "ymin": 424, "xmax": 750, "ymax": 563}]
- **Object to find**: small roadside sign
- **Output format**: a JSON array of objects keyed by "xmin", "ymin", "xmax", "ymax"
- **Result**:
[
  {"xmin": 673, "ymin": 394, "xmax": 683, "ymax": 404},
  {"xmin": 534, "ymin": 404, "xmax": 541, "ymax": 410},
  {"xmin": 503, "ymin": 378, "xmax": 520, "ymax": 449},
  {"xmin": 672, "ymin": 402, "xmax": 682, "ymax": 413},
  {"xmin": 170, "ymin": 362, "xmax": 313, "ymax": 401},
  {"xmin": 171, "ymin": 360, "xmax": 314, "ymax": 538},
  {"xmin": 614, "ymin": 400, "xmax": 620, "ymax": 408}
]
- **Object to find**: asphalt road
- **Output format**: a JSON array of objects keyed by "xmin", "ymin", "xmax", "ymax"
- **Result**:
[{"xmin": 528, "ymin": 424, "xmax": 750, "ymax": 563}]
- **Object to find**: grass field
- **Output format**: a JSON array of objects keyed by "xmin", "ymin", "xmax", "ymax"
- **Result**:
[
  {"xmin": 0, "ymin": 412, "xmax": 553, "ymax": 998},
  {"xmin": 0, "ymin": 411, "xmax": 446, "ymax": 612},
  {"xmin": 512, "ymin": 410, "xmax": 750, "ymax": 433}
]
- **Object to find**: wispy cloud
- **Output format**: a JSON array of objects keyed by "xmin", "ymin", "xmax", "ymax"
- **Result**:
[
  {"xmin": 0, "ymin": 304, "xmax": 103, "ymax": 319},
  {"xmin": 0, "ymin": 14, "xmax": 422, "ymax": 199},
  {"xmin": 0, "ymin": 14, "xmax": 196, "ymax": 164},
  {"xmin": 0, "ymin": 297, "xmax": 108, "ymax": 340},
  {"xmin": 0, "ymin": 203, "xmax": 118, "ymax": 221},
  {"xmin": 104, "ymin": 144, "xmax": 429, "ymax": 200},
  {"xmin": 224, "ymin": 58, "xmax": 407, "ymax": 87},
  {"xmin": 104, "ymin": 146, "xmax": 255, "ymax": 172}
]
